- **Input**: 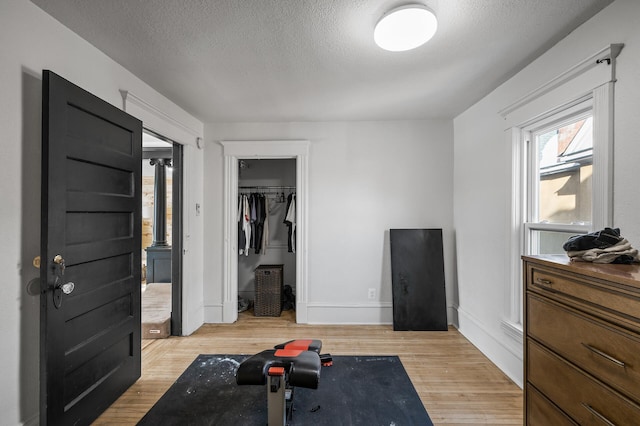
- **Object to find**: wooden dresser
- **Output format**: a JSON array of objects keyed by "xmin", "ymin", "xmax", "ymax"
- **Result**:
[{"xmin": 523, "ymin": 255, "xmax": 640, "ymax": 425}]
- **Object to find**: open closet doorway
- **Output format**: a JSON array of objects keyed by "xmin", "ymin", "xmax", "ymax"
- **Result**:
[
  {"xmin": 142, "ymin": 130, "xmax": 183, "ymax": 337},
  {"xmin": 221, "ymin": 140, "xmax": 310, "ymax": 324},
  {"xmin": 237, "ymin": 159, "xmax": 297, "ymax": 321}
]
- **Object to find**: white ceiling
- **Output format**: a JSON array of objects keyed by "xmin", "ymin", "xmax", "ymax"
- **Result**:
[{"xmin": 31, "ymin": 0, "xmax": 613, "ymax": 123}]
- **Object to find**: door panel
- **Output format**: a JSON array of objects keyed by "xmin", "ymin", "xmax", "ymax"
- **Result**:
[{"xmin": 40, "ymin": 70, "xmax": 142, "ymax": 425}]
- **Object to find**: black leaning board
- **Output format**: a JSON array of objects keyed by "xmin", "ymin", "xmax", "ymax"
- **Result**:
[{"xmin": 389, "ymin": 229, "xmax": 447, "ymax": 331}]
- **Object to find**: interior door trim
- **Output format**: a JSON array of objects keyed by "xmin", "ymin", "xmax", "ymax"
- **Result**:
[{"xmin": 221, "ymin": 140, "xmax": 309, "ymax": 324}]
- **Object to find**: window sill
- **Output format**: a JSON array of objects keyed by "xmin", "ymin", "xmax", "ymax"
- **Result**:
[{"xmin": 501, "ymin": 319, "xmax": 523, "ymax": 346}]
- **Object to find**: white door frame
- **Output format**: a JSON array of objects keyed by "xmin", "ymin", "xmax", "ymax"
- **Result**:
[{"xmin": 220, "ymin": 140, "xmax": 310, "ymax": 323}]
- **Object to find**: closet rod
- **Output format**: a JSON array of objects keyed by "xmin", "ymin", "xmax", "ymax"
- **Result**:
[{"xmin": 239, "ymin": 186, "xmax": 295, "ymax": 190}]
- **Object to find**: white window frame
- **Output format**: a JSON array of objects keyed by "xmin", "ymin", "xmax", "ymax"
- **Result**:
[
  {"xmin": 505, "ymin": 83, "xmax": 613, "ymax": 334},
  {"xmin": 500, "ymin": 44, "xmax": 622, "ymax": 347},
  {"xmin": 523, "ymin": 97, "xmax": 594, "ymax": 256}
]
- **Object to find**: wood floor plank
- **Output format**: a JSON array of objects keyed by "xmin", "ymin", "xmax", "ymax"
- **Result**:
[{"xmin": 93, "ymin": 310, "xmax": 523, "ymax": 425}]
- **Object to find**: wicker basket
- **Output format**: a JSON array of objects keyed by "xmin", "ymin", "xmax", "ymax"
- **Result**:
[{"xmin": 254, "ymin": 264, "xmax": 284, "ymax": 316}]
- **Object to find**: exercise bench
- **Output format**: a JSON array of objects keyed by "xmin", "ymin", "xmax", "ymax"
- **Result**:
[{"xmin": 236, "ymin": 339, "xmax": 331, "ymax": 425}]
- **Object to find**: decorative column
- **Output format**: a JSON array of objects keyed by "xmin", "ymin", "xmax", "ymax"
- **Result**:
[
  {"xmin": 149, "ymin": 158, "xmax": 171, "ymax": 247},
  {"xmin": 145, "ymin": 157, "xmax": 172, "ymax": 283}
]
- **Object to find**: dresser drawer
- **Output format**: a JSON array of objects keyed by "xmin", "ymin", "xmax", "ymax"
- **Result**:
[
  {"xmin": 527, "ymin": 384, "xmax": 577, "ymax": 426},
  {"xmin": 528, "ymin": 340, "xmax": 640, "ymax": 425},
  {"xmin": 528, "ymin": 294, "xmax": 640, "ymax": 402},
  {"xmin": 528, "ymin": 265, "xmax": 640, "ymax": 322}
]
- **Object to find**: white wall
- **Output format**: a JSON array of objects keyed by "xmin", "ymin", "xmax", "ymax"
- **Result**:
[
  {"xmin": 453, "ymin": 0, "xmax": 640, "ymax": 386},
  {"xmin": 0, "ymin": 1, "xmax": 204, "ymax": 424},
  {"xmin": 203, "ymin": 120, "xmax": 455, "ymax": 324}
]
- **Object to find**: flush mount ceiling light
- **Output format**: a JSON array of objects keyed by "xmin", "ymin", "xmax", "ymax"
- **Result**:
[{"xmin": 374, "ymin": 4, "xmax": 438, "ymax": 52}]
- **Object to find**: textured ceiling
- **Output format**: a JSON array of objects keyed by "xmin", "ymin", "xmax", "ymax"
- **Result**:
[{"xmin": 31, "ymin": 0, "xmax": 614, "ymax": 122}]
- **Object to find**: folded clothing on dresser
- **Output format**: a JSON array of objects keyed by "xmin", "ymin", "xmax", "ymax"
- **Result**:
[{"xmin": 563, "ymin": 227, "xmax": 640, "ymax": 264}]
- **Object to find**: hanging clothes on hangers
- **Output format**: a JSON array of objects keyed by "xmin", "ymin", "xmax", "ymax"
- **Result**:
[
  {"xmin": 239, "ymin": 187, "xmax": 294, "ymax": 256},
  {"xmin": 238, "ymin": 191, "xmax": 270, "ymax": 255},
  {"xmin": 238, "ymin": 194, "xmax": 251, "ymax": 256},
  {"xmin": 260, "ymin": 195, "xmax": 269, "ymax": 255},
  {"xmin": 238, "ymin": 195, "xmax": 244, "ymax": 254},
  {"xmin": 284, "ymin": 192, "xmax": 296, "ymax": 253},
  {"xmin": 249, "ymin": 193, "xmax": 257, "ymax": 250},
  {"xmin": 253, "ymin": 193, "xmax": 266, "ymax": 254}
]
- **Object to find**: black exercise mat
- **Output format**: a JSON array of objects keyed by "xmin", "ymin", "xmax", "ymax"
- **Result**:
[{"xmin": 138, "ymin": 354, "xmax": 433, "ymax": 425}]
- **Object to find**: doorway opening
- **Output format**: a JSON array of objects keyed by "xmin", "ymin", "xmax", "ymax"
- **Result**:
[
  {"xmin": 142, "ymin": 130, "xmax": 183, "ymax": 337},
  {"xmin": 237, "ymin": 159, "xmax": 296, "ymax": 322},
  {"xmin": 221, "ymin": 140, "xmax": 310, "ymax": 324}
]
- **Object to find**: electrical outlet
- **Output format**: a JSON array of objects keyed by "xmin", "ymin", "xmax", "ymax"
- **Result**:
[{"xmin": 368, "ymin": 288, "xmax": 376, "ymax": 300}]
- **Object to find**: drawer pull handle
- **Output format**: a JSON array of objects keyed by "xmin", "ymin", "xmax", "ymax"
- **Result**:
[
  {"xmin": 581, "ymin": 343, "xmax": 626, "ymax": 368},
  {"xmin": 535, "ymin": 277, "xmax": 553, "ymax": 286},
  {"xmin": 581, "ymin": 402, "xmax": 616, "ymax": 426}
]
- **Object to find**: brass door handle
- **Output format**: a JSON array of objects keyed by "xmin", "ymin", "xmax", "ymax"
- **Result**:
[{"xmin": 53, "ymin": 254, "xmax": 66, "ymax": 276}]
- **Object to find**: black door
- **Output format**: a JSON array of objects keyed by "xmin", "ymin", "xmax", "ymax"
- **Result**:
[{"xmin": 40, "ymin": 70, "xmax": 142, "ymax": 425}]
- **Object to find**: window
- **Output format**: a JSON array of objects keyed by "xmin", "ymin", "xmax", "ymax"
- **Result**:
[
  {"xmin": 506, "ymin": 86, "xmax": 613, "ymax": 330},
  {"xmin": 524, "ymin": 106, "xmax": 593, "ymax": 255},
  {"xmin": 502, "ymin": 45, "xmax": 619, "ymax": 338}
]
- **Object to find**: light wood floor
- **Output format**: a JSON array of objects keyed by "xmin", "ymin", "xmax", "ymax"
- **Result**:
[{"xmin": 93, "ymin": 310, "xmax": 523, "ymax": 425}]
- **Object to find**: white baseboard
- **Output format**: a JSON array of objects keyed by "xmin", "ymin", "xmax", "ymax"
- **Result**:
[
  {"xmin": 307, "ymin": 303, "xmax": 457, "ymax": 326},
  {"xmin": 455, "ymin": 306, "xmax": 524, "ymax": 388},
  {"xmin": 306, "ymin": 302, "xmax": 394, "ymax": 324},
  {"xmin": 189, "ymin": 302, "xmax": 395, "ymax": 325},
  {"xmin": 21, "ymin": 414, "xmax": 38, "ymax": 426},
  {"xmin": 182, "ymin": 304, "xmax": 205, "ymax": 335},
  {"xmin": 203, "ymin": 302, "xmax": 459, "ymax": 329},
  {"xmin": 447, "ymin": 305, "xmax": 459, "ymax": 327},
  {"xmin": 203, "ymin": 304, "xmax": 224, "ymax": 323},
  {"xmin": 295, "ymin": 301, "xmax": 308, "ymax": 323}
]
